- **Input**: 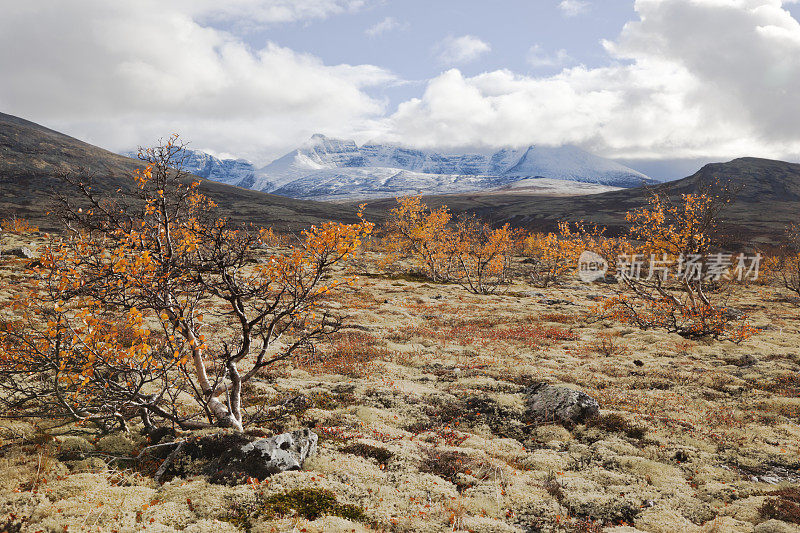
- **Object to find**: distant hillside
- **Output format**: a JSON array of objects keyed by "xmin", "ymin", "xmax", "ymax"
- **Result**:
[
  {"xmin": 0, "ymin": 113, "xmax": 362, "ymax": 232},
  {"xmin": 361, "ymin": 157, "xmax": 800, "ymax": 246},
  {"xmin": 4, "ymin": 112, "xmax": 794, "ymax": 245}
]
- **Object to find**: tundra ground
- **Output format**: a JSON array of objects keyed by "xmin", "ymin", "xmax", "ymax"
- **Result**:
[{"xmin": 1, "ymin": 251, "xmax": 799, "ymax": 533}]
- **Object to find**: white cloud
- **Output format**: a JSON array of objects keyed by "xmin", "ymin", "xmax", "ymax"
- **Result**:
[
  {"xmin": 2, "ymin": 0, "xmax": 800, "ymax": 165},
  {"xmin": 372, "ymin": 0, "xmax": 800, "ymax": 161},
  {"xmin": 607, "ymin": 0, "xmax": 800, "ymax": 152},
  {"xmin": 179, "ymin": 0, "xmax": 368, "ymax": 25},
  {"xmin": 365, "ymin": 16, "xmax": 405, "ymax": 37},
  {"xmin": 0, "ymin": 1, "xmax": 392, "ymax": 164},
  {"xmin": 434, "ymin": 35, "xmax": 491, "ymax": 65},
  {"xmin": 559, "ymin": 0, "xmax": 590, "ymax": 17},
  {"xmin": 527, "ymin": 45, "xmax": 572, "ymax": 68}
]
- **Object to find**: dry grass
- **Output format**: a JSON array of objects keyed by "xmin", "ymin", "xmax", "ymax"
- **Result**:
[
  {"xmin": 294, "ymin": 331, "xmax": 389, "ymax": 378},
  {"xmin": 587, "ymin": 332, "xmax": 631, "ymax": 357}
]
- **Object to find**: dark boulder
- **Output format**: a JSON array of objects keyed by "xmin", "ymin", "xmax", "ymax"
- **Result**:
[{"xmin": 524, "ymin": 383, "xmax": 599, "ymax": 427}]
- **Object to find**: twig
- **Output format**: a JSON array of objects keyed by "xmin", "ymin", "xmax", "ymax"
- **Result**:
[{"xmin": 154, "ymin": 440, "xmax": 186, "ymax": 484}]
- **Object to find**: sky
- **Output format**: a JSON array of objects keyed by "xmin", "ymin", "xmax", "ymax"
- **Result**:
[{"xmin": 2, "ymin": 0, "xmax": 800, "ymax": 180}]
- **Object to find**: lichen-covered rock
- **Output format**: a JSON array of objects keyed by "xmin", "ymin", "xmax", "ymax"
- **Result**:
[
  {"xmin": 3, "ymin": 246, "xmax": 34, "ymax": 259},
  {"xmin": 161, "ymin": 429, "xmax": 318, "ymax": 485},
  {"xmin": 237, "ymin": 430, "xmax": 318, "ymax": 476},
  {"xmin": 524, "ymin": 383, "xmax": 600, "ymax": 427}
]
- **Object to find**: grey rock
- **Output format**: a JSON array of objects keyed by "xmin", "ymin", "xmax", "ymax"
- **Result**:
[
  {"xmin": 3, "ymin": 246, "xmax": 34, "ymax": 259},
  {"xmin": 239, "ymin": 429, "xmax": 318, "ymax": 473},
  {"xmin": 595, "ymin": 275, "xmax": 618, "ymax": 284},
  {"xmin": 519, "ymin": 291, "xmax": 544, "ymax": 298},
  {"xmin": 157, "ymin": 428, "xmax": 318, "ymax": 485},
  {"xmin": 722, "ymin": 307, "xmax": 745, "ymax": 319},
  {"xmin": 735, "ymin": 461, "xmax": 800, "ymax": 485},
  {"xmin": 540, "ymin": 298, "xmax": 573, "ymax": 306},
  {"xmin": 524, "ymin": 383, "xmax": 599, "ymax": 427}
]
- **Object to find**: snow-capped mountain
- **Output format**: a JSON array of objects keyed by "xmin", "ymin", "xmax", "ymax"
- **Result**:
[
  {"xmin": 122, "ymin": 149, "xmax": 258, "ymax": 188},
  {"xmin": 501, "ymin": 145, "xmax": 651, "ymax": 187},
  {"xmin": 270, "ymin": 168, "xmax": 518, "ymax": 202},
  {"xmin": 180, "ymin": 150, "xmax": 257, "ymax": 188},
  {"xmin": 124, "ymin": 135, "xmax": 653, "ymax": 201}
]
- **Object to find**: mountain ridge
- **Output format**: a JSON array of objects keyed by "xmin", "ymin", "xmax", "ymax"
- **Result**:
[
  {"xmin": 358, "ymin": 157, "xmax": 800, "ymax": 245},
  {"xmin": 165, "ymin": 135, "xmax": 655, "ymax": 201},
  {"xmin": 5, "ymin": 111, "xmax": 796, "ymax": 244}
]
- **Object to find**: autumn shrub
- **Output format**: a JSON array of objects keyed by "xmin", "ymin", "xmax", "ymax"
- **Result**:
[
  {"xmin": 523, "ymin": 222, "xmax": 584, "ymax": 287},
  {"xmin": 523, "ymin": 221, "xmax": 629, "ymax": 286},
  {"xmin": 294, "ymin": 331, "xmax": 386, "ymax": 378},
  {"xmin": 226, "ymin": 487, "xmax": 365, "ymax": 527},
  {"xmin": 538, "ymin": 312, "xmax": 579, "ymax": 324},
  {"xmin": 778, "ymin": 224, "xmax": 800, "ymax": 299},
  {"xmin": 340, "ymin": 442, "xmax": 393, "ymax": 467},
  {"xmin": 399, "ymin": 322, "xmax": 576, "ymax": 348},
  {"xmin": 586, "ymin": 413, "xmax": 647, "ymax": 440},
  {"xmin": 781, "ymin": 254, "xmax": 800, "ymax": 298},
  {"xmin": 0, "ymin": 216, "xmax": 38, "ymax": 235},
  {"xmin": 749, "ymin": 251, "xmax": 784, "ymax": 287},
  {"xmin": 452, "ymin": 215, "xmax": 516, "ymax": 294},
  {"xmin": 383, "ymin": 196, "xmax": 458, "ymax": 282},
  {"xmin": 597, "ymin": 189, "xmax": 755, "ymax": 341},
  {"xmin": 419, "ymin": 447, "xmax": 495, "ymax": 492},
  {"xmin": 0, "ymin": 135, "xmax": 373, "ymax": 433},
  {"xmin": 0, "ymin": 216, "xmax": 38, "ymax": 270},
  {"xmin": 383, "ymin": 197, "xmax": 516, "ymax": 293}
]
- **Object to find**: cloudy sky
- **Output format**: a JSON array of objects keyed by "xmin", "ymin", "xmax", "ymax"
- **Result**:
[{"xmin": 2, "ymin": 0, "xmax": 800, "ymax": 179}]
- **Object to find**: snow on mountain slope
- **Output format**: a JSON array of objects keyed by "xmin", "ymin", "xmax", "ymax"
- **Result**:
[
  {"xmin": 256, "ymin": 135, "xmax": 525, "ymax": 187},
  {"xmin": 123, "ymin": 149, "xmax": 257, "ymax": 188},
  {"xmin": 492, "ymin": 178, "xmax": 622, "ymax": 196},
  {"xmin": 503, "ymin": 145, "xmax": 651, "ymax": 187},
  {"xmin": 271, "ymin": 167, "xmax": 516, "ymax": 201},
  {"xmin": 243, "ymin": 134, "xmax": 362, "ymax": 192},
  {"xmin": 182, "ymin": 150, "xmax": 256, "ymax": 187},
  {"xmin": 253, "ymin": 135, "xmax": 653, "ymax": 197},
  {"xmin": 125, "ymin": 135, "xmax": 653, "ymax": 201}
]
